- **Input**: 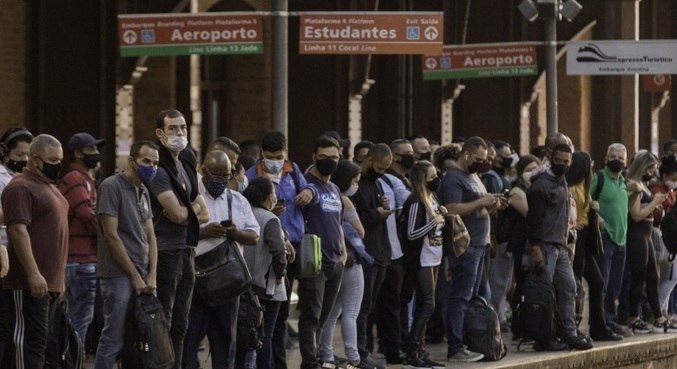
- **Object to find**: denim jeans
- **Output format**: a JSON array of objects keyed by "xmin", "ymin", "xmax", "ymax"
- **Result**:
[
  {"xmin": 445, "ymin": 244, "xmax": 486, "ymax": 356},
  {"xmin": 408, "ymin": 266, "xmax": 438, "ymax": 355},
  {"xmin": 298, "ymin": 262, "xmax": 344, "ymax": 369},
  {"xmin": 319, "ymin": 263, "xmax": 364, "ymax": 364},
  {"xmin": 356, "ymin": 263, "xmax": 387, "ymax": 358},
  {"xmin": 66, "ymin": 262, "xmax": 97, "ymax": 341},
  {"xmin": 594, "ymin": 234, "xmax": 626, "ymax": 324},
  {"xmin": 157, "ymin": 248, "xmax": 195, "ymax": 369},
  {"xmin": 183, "ymin": 292, "xmax": 239, "ymax": 369},
  {"xmin": 0, "ymin": 290, "xmax": 52, "ymax": 369},
  {"xmin": 94, "ymin": 276, "xmax": 134, "ymax": 369},
  {"xmin": 539, "ymin": 244, "xmax": 578, "ymax": 338},
  {"xmin": 488, "ymin": 242, "xmax": 513, "ymax": 323}
]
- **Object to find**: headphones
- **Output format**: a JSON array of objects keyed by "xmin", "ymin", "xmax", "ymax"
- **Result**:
[{"xmin": 0, "ymin": 128, "xmax": 33, "ymax": 159}]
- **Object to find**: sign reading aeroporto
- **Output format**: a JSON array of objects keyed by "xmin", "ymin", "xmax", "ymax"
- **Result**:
[
  {"xmin": 299, "ymin": 12, "xmax": 443, "ymax": 55},
  {"xmin": 118, "ymin": 13, "xmax": 263, "ymax": 57}
]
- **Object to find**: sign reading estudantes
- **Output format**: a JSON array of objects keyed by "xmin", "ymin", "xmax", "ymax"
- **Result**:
[
  {"xmin": 299, "ymin": 12, "xmax": 443, "ymax": 55},
  {"xmin": 118, "ymin": 13, "xmax": 263, "ymax": 57}
]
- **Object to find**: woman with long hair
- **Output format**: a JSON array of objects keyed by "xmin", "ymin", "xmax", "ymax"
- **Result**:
[
  {"xmin": 567, "ymin": 152, "xmax": 622, "ymax": 340},
  {"xmin": 400, "ymin": 161, "xmax": 447, "ymax": 368},
  {"xmin": 625, "ymin": 150, "xmax": 668, "ymax": 333}
]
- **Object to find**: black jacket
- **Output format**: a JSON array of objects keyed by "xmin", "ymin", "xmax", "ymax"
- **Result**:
[
  {"xmin": 400, "ymin": 193, "xmax": 439, "ymax": 270},
  {"xmin": 526, "ymin": 171, "xmax": 569, "ymax": 248},
  {"xmin": 350, "ymin": 176, "xmax": 392, "ymax": 265}
]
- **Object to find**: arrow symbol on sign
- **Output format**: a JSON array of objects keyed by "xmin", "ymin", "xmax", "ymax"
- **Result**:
[
  {"xmin": 424, "ymin": 26, "xmax": 438, "ymax": 41},
  {"xmin": 122, "ymin": 30, "xmax": 137, "ymax": 44},
  {"xmin": 425, "ymin": 57, "xmax": 438, "ymax": 70}
]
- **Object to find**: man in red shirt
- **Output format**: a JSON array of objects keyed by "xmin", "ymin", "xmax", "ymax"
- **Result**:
[
  {"xmin": 0, "ymin": 134, "xmax": 69, "ymax": 369},
  {"xmin": 58, "ymin": 132, "xmax": 104, "ymax": 342}
]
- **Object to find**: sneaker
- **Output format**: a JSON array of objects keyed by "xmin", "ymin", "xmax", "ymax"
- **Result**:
[
  {"xmin": 533, "ymin": 338, "xmax": 569, "ymax": 352},
  {"xmin": 383, "ymin": 349, "xmax": 406, "ymax": 364},
  {"xmin": 590, "ymin": 328, "xmax": 623, "ymax": 341},
  {"xmin": 360, "ymin": 355, "xmax": 386, "ymax": 369},
  {"xmin": 403, "ymin": 355, "xmax": 430, "ymax": 369},
  {"xmin": 609, "ymin": 322, "xmax": 634, "ymax": 337},
  {"xmin": 446, "ymin": 349, "xmax": 484, "ymax": 362},
  {"xmin": 630, "ymin": 319, "xmax": 652, "ymax": 334},
  {"xmin": 334, "ymin": 356, "xmax": 348, "ymax": 366},
  {"xmin": 421, "ymin": 356, "xmax": 446, "ymax": 368},
  {"xmin": 653, "ymin": 319, "xmax": 668, "ymax": 333},
  {"xmin": 566, "ymin": 335, "xmax": 593, "ymax": 350},
  {"xmin": 666, "ymin": 319, "xmax": 677, "ymax": 333},
  {"xmin": 347, "ymin": 360, "xmax": 378, "ymax": 369},
  {"xmin": 321, "ymin": 362, "xmax": 338, "ymax": 369}
]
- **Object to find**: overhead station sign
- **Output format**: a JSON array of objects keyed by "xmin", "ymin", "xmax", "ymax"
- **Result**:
[
  {"xmin": 422, "ymin": 43, "xmax": 538, "ymax": 80},
  {"xmin": 567, "ymin": 40, "xmax": 677, "ymax": 75},
  {"xmin": 118, "ymin": 13, "xmax": 263, "ymax": 57},
  {"xmin": 299, "ymin": 12, "xmax": 443, "ymax": 55}
]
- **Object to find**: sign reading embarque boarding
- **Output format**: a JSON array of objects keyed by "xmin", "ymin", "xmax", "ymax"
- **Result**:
[
  {"xmin": 299, "ymin": 12, "xmax": 443, "ymax": 55},
  {"xmin": 567, "ymin": 40, "xmax": 677, "ymax": 75},
  {"xmin": 118, "ymin": 13, "xmax": 263, "ymax": 57},
  {"xmin": 422, "ymin": 43, "xmax": 537, "ymax": 80}
]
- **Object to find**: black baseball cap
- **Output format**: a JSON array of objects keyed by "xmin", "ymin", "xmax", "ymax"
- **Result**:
[
  {"xmin": 67, "ymin": 132, "xmax": 105, "ymax": 151},
  {"xmin": 322, "ymin": 131, "xmax": 350, "ymax": 148}
]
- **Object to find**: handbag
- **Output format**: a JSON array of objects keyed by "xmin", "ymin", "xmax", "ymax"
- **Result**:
[
  {"xmin": 194, "ymin": 190, "xmax": 253, "ymax": 306},
  {"xmin": 587, "ymin": 208, "xmax": 604, "ymax": 256},
  {"xmin": 442, "ymin": 214, "xmax": 470, "ymax": 257}
]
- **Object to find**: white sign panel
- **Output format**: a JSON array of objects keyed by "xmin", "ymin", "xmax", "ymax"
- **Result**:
[{"xmin": 567, "ymin": 40, "xmax": 677, "ymax": 75}]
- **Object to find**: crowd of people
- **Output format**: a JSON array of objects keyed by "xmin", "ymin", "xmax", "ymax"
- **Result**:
[{"xmin": 1, "ymin": 108, "xmax": 677, "ymax": 369}]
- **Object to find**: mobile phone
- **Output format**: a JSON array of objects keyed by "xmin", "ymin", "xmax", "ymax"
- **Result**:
[
  {"xmin": 276, "ymin": 199, "xmax": 286, "ymax": 206},
  {"xmin": 220, "ymin": 220, "xmax": 233, "ymax": 227}
]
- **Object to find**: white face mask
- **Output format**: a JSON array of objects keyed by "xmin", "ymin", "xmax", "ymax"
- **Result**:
[
  {"xmin": 237, "ymin": 176, "xmax": 248, "ymax": 193},
  {"xmin": 264, "ymin": 159, "xmax": 284, "ymax": 174},
  {"xmin": 522, "ymin": 170, "xmax": 533, "ymax": 184},
  {"xmin": 666, "ymin": 180, "xmax": 677, "ymax": 190},
  {"xmin": 344, "ymin": 183, "xmax": 359, "ymax": 197},
  {"xmin": 164, "ymin": 134, "xmax": 188, "ymax": 152}
]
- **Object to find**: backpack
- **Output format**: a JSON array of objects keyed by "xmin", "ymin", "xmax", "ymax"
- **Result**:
[
  {"xmin": 660, "ymin": 206, "xmax": 677, "ymax": 260},
  {"xmin": 511, "ymin": 272, "xmax": 556, "ymax": 347},
  {"xmin": 463, "ymin": 296, "xmax": 507, "ymax": 361},
  {"xmin": 45, "ymin": 298, "xmax": 84, "ymax": 369},
  {"xmin": 297, "ymin": 233, "xmax": 322, "ymax": 278},
  {"xmin": 237, "ymin": 289, "xmax": 264, "ymax": 350},
  {"xmin": 120, "ymin": 294, "xmax": 174, "ymax": 369}
]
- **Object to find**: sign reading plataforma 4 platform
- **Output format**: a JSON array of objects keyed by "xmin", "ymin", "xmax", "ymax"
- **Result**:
[
  {"xmin": 118, "ymin": 13, "xmax": 263, "ymax": 57},
  {"xmin": 567, "ymin": 40, "xmax": 677, "ymax": 75},
  {"xmin": 299, "ymin": 12, "xmax": 443, "ymax": 55}
]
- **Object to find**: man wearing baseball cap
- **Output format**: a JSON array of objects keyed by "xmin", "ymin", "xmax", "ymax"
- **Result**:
[{"xmin": 57, "ymin": 132, "xmax": 104, "ymax": 342}]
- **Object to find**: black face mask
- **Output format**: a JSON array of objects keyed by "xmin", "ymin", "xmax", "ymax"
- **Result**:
[
  {"xmin": 467, "ymin": 161, "xmax": 483, "ymax": 174},
  {"xmin": 6, "ymin": 160, "xmax": 27, "ymax": 174},
  {"xmin": 606, "ymin": 159, "xmax": 624, "ymax": 174},
  {"xmin": 419, "ymin": 152, "xmax": 432, "ymax": 162},
  {"xmin": 642, "ymin": 173, "xmax": 655, "ymax": 183},
  {"xmin": 478, "ymin": 161, "xmax": 492, "ymax": 174},
  {"xmin": 426, "ymin": 177, "xmax": 441, "ymax": 192},
  {"xmin": 38, "ymin": 158, "xmax": 62, "ymax": 182},
  {"xmin": 398, "ymin": 154, "xmax": 415, "ymax": 170},
  {"xmin": 315, "ymin": 158, "xmax": 338, "ymax": 176},
  {"xmin": 366, "ymin": 168, "xmax": 383, "ymax": 182},
  {"xmin": 551, "ymin": 163, "xmax": 569, "ymax": 177},
  {"xmin": 500, "ymin": 156, "xmax": 514, "ymax": 168},
  {"xmin": 82, "ymin": 153, "xmax": 102, "ymax": 169}
]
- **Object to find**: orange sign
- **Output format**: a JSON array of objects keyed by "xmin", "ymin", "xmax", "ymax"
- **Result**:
[
  {"xmin": 118, "ymin": 13, "xmax": 263, "ymax": 57},
  {"xmin": 299, "ymin": 12, "xmax": 443, "ymax": 55},
  {"xmin": 642, "ymin": 74, "xmax": 672, "ymax": 93}
]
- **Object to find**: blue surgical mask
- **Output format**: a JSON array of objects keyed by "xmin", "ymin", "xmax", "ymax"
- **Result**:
[
  {"xmin": 237, "ymin": 176, "xmax": 248, "ymax": 193},
  {"xmin": 264, "ymin": 158, "xmax": 284, "ymax": 174},
  {"xmin": 137, "ymin": 164, "xmax": 157, "ymax": 183}
]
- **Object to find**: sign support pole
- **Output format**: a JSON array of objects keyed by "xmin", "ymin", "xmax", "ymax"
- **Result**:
[
  {"xmin": 544, "ymin": 11, "xmax": 558, "ymax": 136},
  {"xmin": 272, "ymin": 1, "xmax": 289, "ymax": 137}
]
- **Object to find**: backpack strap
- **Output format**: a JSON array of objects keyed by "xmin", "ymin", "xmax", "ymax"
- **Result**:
[
  {"xmin": 381, "ymin": 174, "xmax": 394, "ymax": 192},
  {"xmin": 226, "ymin": 189, "xmax": 233, "ymax": 220},
  {"xmin": 289, "ymin": 163, "xmax": 302, "ymax": 195},
  {"xmin": 592, "ymin": 171, "xmax": 605, "ymax": 201}
]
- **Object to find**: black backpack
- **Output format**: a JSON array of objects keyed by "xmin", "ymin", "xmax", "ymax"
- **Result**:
[
  {"xmin": 237, "ymin": 289, "xmax": 264, "ymax": 351},
  {"xmin": 120, "ymin": 294, "xmax": 174, "ymax": 369},
  {"xmin": 45, "ymin": 298, "xmax": 84, "ymax": 369},
  {"xmin": 511, "ymin": 272, "xmax": 556, "ymax": 347},
  {"xmin": 463, "ymin": 296, "xmax": 507, "ymax": 361},
  {"xmin": 661, "ymin": 206, "xmax": 677, "ymax": 260}
]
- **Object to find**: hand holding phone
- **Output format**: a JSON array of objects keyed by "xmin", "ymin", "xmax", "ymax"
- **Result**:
[{"xmin": 220, "ymin": 220, "xmax": 233, "ymax": 228}]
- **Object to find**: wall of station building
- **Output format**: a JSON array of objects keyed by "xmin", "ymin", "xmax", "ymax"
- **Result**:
[{"xmin": 0, "ymin": 2, "xmax": 26, "ymax": 135}]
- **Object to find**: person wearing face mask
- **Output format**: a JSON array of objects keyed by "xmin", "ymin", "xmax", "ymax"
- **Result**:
[
  {"xmin": 408, "ymin": 135, "xmax": 432, "ymax": 162},
  {"xmin": 56, "ymin": 132, "xmax": 104, "ymax": 343},
  {"xmin": 623, "ymin": 151, "xmax": 668, "ymax": 334},
  {"xmin": 298, "ymin": 136, "xmax": 347, "ymax": 369},
  {"xmin": 240, "ymin": 177, "xmax": 289, "ymax": 369},
  {"xmin": 400, "ymin": 161, "xmax": 448, "ymax": 368},
  {"xmin": 590, "ymin": 143, "xmax": 635, "ymax": 337},
  {"xmin": 650, "ymin": 155, "xmax": 677, "ymax": 332},
  {"xmin": 349, "ymin": 143, "xmax": 394, "ymax": 368},
  {"xmin": 93, "ymin": 141, "xmax": 159, "ymax": 369},
  {"xmin": 0, "ymin": 134, "xmax": 70, "ymax": 368},
  {"xmin": 319, "ymin": 159, "xmax": 375, "ymax": 369},
  {"xmin": 244, "ymin": 130, "xmax": 315, "ymax": 369},
  {"xmin": 387, "ymin": 139, "xmax": 415, "ymax": 190},
  {"xmin": 0, "ymin": 127, "xmax": 33, "ymax": 276},
  {"xmin": 439, "ymin": 136, "xmax": 498, "ymax": 362},
  {"xmin": 526, "ymin": 143, "xmax": 593, "ymax": 351},
  {"xmin": 183, "ymin": 150, "xmax": 260, "ymax": 369},
  {"xmin": 208, "ymin": 136, "xmax": 249, "ymax": 193},
  {"xmin": 146, "ymin": 109, "xmax": 210, "ymax": 369}
]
